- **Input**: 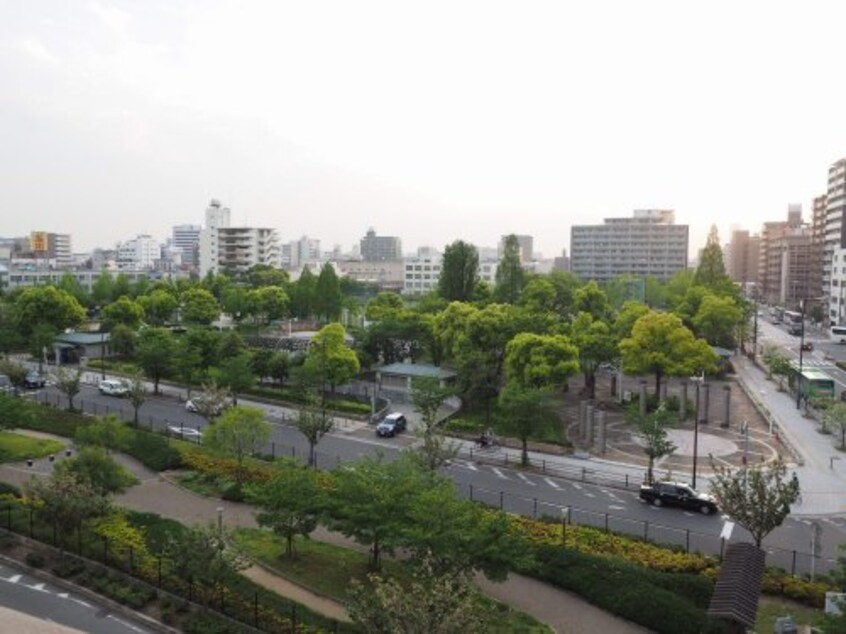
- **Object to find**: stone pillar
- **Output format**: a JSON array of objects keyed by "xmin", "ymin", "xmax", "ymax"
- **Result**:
[
  {"xmin": 680, "ymin": 382, "xmax": 688, "ymax": 420},
  {"xmin": 701, "ymin": 383, "xmax": 710, "ymax": 424},
  {"xmin": 585, "ymin": 404, "xmax": 595, "ymax": 442},
  {"xmin": 659, "ymin": 382, "xmax": 667, "ymax": 403},
  {"xmin": 578, "ymin": 401, "xmax": 587, "ymax": 439},
  {"xmin": 596, "ymin": 409, "xmax": 607, "ymax": 454},
  {"xmin": 639, "ymin": 380, "xmax": 648, "ymax": 415},
  {"xmin": 722, "ymin": 385, "xmax": 731, "ymax": 428}
]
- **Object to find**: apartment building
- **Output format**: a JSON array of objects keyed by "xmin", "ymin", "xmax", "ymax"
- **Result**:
[
  {"xmin": 757, "ymin": 206, "xmax": 814, "ymax": 308},
  {"xmin": 116, "ymin": 234, "xmax": 160, "ymax": 270},
  {"xmin": 199, "ymin": 227, "xmax": 280, "ymax": 277},
  {"xmin": 726, "ymin": 230, "xmax": 760, "ymax": 287},
  {"xmin": 360, "ymin": 228, "xmax": 402, "ymax": 262},
  {"xmin": 337, "ymin": 259, "xmax": 404, "ymax": 291},
  {"xmin": 569, "ymin": 209, "xmax": 688, "ymax": 283},
  {"xmin": 824, "ymin": 160, "xmax": 846, "ymax": 323},
  {"xmin": 172, "ymin": 224, "xmax": 201, "ymax": 267},
  {"xmin": 498, "ymin": 234, "xmax": 534, "ymax": 263}
]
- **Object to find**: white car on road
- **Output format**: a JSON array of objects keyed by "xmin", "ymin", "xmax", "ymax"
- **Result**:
[
  {"xmin": 98, "ymin": 379, "xmax": 129, "ymax": 397},
  {"xmin": 166, "ymin": 425, "xmax": 203, "ymax": 441}
]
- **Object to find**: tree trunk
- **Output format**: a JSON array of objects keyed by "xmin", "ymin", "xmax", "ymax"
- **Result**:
[
  {"xmin": 308, "ymin": 442, "xmax": 316, "ymax": 468},
  {"xmin": 521, "ymin": 437, "xmax": 529, "ymax": 467},
  {"xmin": 133, "ymin": 407, "xmax": 139, "ymax": 426},
  {"xmin": 371, "ymin": 536, "xmax": 380, "ymax": 570},
  {"xmin": 654, "ymin": 370, "xmax": 662, "ymax": 398},
  {"xmin": 646, "ymin": 455, "xmax": 654, "ymax": 484},
  {"xmin": 154, "ymin": 377, "xmax": 160, "ymax": 395},
  {"xmin": 286, "ymin": 533, "xmax": 293, "ymax": 556}
]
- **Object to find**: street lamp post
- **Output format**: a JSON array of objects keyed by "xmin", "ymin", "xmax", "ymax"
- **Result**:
[
  {"xmin": 751, "ymin": 290, "xmax": 759, "ymax": 362},
  {"xmin": 100, "ymin": 330, "xmax": 106, "ymax": 380},
  {"xmin": 796, "ymin": 299, "xmax": 806, "ymax": 410},
  {"xmin": 692, "ymin": 380, "xmax": 701, "ymax": 488}
]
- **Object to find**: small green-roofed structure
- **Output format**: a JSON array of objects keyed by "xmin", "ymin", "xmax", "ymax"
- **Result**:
[
  {"xmin": 376, "ymin": 363, "xmax": 456, "ymax": 390},
  {"xmin": 53, "ymin": 332, "xmax": 111, "ymax": 365}
]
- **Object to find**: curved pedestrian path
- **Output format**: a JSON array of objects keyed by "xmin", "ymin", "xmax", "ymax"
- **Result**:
[{"xmin": 0, "ymin": 429, "xmax": 650, "ymax": 634}]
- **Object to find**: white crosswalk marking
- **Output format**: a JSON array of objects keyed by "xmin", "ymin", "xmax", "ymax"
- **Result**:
[
  {"xmin": 571, "ymin": 482, "xmax": 582, "ymax": 490},
  {"xmin": 491, "ymin": 467, "xmax": 508, "ymax": 479},
  {"xmin": 516, "ymin": 473, "xmax": 536, "ymax": 486},
  {"xmin": 609, "ymin": 505, "xmax": 626, "ymax": 511},
  {"xmin": 544, "ymin": 477, "xmax": 561, "ymax": 489},
  {"xmin": 584, "ymin": 493, "xmax": 595, "ymax": 498}
]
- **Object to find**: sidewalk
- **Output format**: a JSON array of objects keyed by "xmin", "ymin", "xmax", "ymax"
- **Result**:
[
  {"xmin": 0, "ymin": 430, "xmax": 648, "ymax": 634},
  {"xmin": 732, "ymin": 355, "xmax": 846, "ymax": 515}
]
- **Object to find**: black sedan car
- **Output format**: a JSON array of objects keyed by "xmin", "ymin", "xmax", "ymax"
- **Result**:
[{"xmin": 639, "ymin": 481, "xmax": 718, "ymax": 515}]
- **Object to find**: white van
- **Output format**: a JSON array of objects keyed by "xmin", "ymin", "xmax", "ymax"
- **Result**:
[{"xmin": 98, "ymin": 379, "xmax": 129, "ymax": 397}]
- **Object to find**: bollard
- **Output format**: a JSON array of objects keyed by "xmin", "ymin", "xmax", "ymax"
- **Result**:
[
  {"xmin": 533, "ymin": 498, "xmax": 538, "ymax": 519},
  {"xmin": 469, "ymin": 484, "xmax": 474, "ymax": 501},
  {"xmin": 643, "ymin": 521, "xmax": 649, "ymax": 541},
  {"xmin": 685, "ymin": 530, "xmax": 690, "ymax": 553},
  {"xmin": 604, "ymin": 513, "xmax": 609, "ymax": 532},
  {"xmin": 499, "ymin": 491, "xmax": 504, "ymax": 510}
]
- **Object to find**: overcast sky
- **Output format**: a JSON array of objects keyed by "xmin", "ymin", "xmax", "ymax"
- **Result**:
[{"xmin": 3, "ymin": 1, "xmax": 846, "ymax": 258}]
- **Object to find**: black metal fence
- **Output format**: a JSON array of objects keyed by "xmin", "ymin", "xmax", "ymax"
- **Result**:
[{"xmin": 32, "ymin": 391, "xmax": 836, "ymax": 578}]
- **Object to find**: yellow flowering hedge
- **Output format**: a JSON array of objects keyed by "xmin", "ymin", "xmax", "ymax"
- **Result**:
[{"xmin": 507, "ymin": 514, "xmax": 831, "ymax": 608}]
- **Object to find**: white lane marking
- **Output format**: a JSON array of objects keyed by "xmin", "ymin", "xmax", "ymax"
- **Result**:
[
  {"xmin": 584, "ymin": 493, "xmax": 596, "ymax": 498},
  {"xmin": 571, "ymin": 482, "xmax": 583, "ymax": 490},
  {"xmin": 5, "ymin": 575, "xmax": 21, "ymax": 584},
  {"xmin": 516, "ymin": 473, "xmax": 537, "ymax": 486},
  {"xmin": 27, "ymin": 583, "xmax": 48, "ymax": 593},
  {"xmin": 544, "ymin": 477, "xmax": 561, "ymax": 489},
  {"xmin": 684, "ymin": 512, "xmax": 695, "ymax": 517},
  {"xmin": 491, "ymin": 467, "xmax": 508, "ymax": 479},
  {"xmin": 463, "ymin": 461, "xmax": 478, "ymax": 471},
  {"xmin": 609, "ymin": 505, "xmax": 627, "ymax": 511},
  {"xmin": 57, "ymin": 593, "xmax": 69, "ymax": 599}
]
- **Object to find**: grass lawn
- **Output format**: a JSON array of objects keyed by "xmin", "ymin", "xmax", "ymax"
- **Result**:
[
  {"xmin": 234, "ymin": 527, "xmax": 553, "ymax": 632},
  {"xmin": 0, "ymin": 432, "xmax": 64, "ymax": 462},
  {"xmin": 754, "ymin": 596, "xmax": 825, "ymax": 632}
]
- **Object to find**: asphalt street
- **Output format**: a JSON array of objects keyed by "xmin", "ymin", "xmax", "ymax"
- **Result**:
[
  {"xmin": 25, "ymin": 381, "xmax": 846, "ymax": 574},
  {"xmin": 0, "ymin": 558, "xmax": 152, "ymax": 633}
]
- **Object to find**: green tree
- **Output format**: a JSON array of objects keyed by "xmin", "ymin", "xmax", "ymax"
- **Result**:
[
  {"xmin": 109, "ymin": 323, "xmax": 137, "ymax": 357},
  {"xmin": 302, "ymin": 323, "xmax": 360, "ymax": 399},
  {"xmin": 126, "ymin": 372, "xmax": 147, "ymax": 426},
  {"xmin": 290, "ymin": 267, "xmax": 316, "ymax": 319},
  {"xmin": 51, "ymin": 366, "xmax": 82, "ymax": 412},
  {"xmin": 247, "ymin": 286, "xmax": 289, "ymax": 326},
  {"xmin": 494, "ymin": 234, "xmax": 525, "ymax": 304},
  {"xmin": 348, "ymin": 554, "xmax": 485, "ymax": 634},
  {"xmin": 190, "ymin": 381, "xmax": 232, "ymax": 424},
  {"xmin": 246, "ymin": 460, "xmax": 324, "ymax": 556},
  {"xmin": 204, "ymin": 406, "xmax": 272, "ymax": 486},
  {"xmin": 438, "ymin": 240, "xmax": 480, "ymax": 302},
  {"xmin": 411, "ymin": 377, "xmax": 457, "ymax": 472},
  {"xmin": 57, "ymin": 272, "xmax": 89, "ymax": 307},
  {"xmin": 628, "ymin": 403, "xmax": 677, "ymax": 484},
  {"xmin": 314, "ymin": 263, "xmax": 342, "ymax": 321},
  {"xmin": 135, "ymin": 327, "xmax": 175, "ymax": 394},
  {"xmin": 325, "ymin": 455, "xmax": 428, "ymax": 569},
  {"xmin": 0, "ymin": 392, "xmax": 34, "ymax": 430},
  {"xmin": 221, "ymin": 285, "xmax": 250, "ymax": 323},
  {"xmin": 365, "ymin": 292, "xmax": 405, "ymax": 322},
  {"xmin": 292, "ymin": 400, "xmax": 334, "ymax": 467},
  {"xmin": 691, "ymin": 293, "xmax": 742, "ymax": 348},
  {"xmin": 24, "ymin": 470, "xmax": 111, "ymax": 552},
  {"xmin": 91, "ymin": 271, "xmax": 114, "ymax": 307},
  {"xmin": 14, "ymin": 286, "xmax": 85, "ymax": 337},
  {"xmin": 694, "ymin": 225, "xmax": 730, "ymax": 289},
  {"xmin": 619, "ymin": 311, "xmax": 717, "ymax": 395},
  {"xmin": 210, "ymin": 351, "xmax": 254, "ymax": 405},
  {"xmin": 57, "ymin": 447, "xmax": 137, "ymax": 495},
  {"xmin": 173, "ymin": 337, "xmax": 204, "ymax": 399},
  {"xmin": 112, "ymin": 273, "xmax": 132, "ymax": 300},
  {"xmin": 0, "ymin": 358, "xmax": 27, "ymax": 393},
  {"xmin": 766, "ymin": 353, "xmax": 792, "ymax": 391},
  {"xmin": 75, "ymin": 414, "xmax": 132, "ymax": 453},
  {"xmin": 574, "ymin": 281, "xmax": 611, "ymax": 321},
  {"xmin": 504, "ymin": 332, "xmax": 579, "ymax": 390},
  {"xmin": 823, "ymin": 401, "xmax": 846, "ymax": 448},
  {"xmin": 497, "ymin": 383, "xmax": 558, "ymax": 466},
  {"xmin": 29, "ymin": 323, "xmax": 56, "ymax": 372},
  {"xmin": 709, "ymin": 459, "xmax": 800, "ymax": 547},
  {"xmin": 519, "ymin": 277, "xmax": 557, "ymax": 314},
  {"xmin": 137, "ymin": 289, "xmax": 178, "ymax": 325},
  {"xmin": 101, "ymin": 295, "xmax": 144, "ymax": 331},
  {"xmin": 245, "ymin": 263, "xmax": 289, "ymax": 288},
  {"xmin": 181, "ymin": 288, "xmax": 220, "ymax": 325},
  {"xmin": 570, "ymin": 312, "xmax": 616, "ymax": 399}
]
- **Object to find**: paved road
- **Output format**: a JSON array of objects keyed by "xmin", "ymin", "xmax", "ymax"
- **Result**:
[
  {"xmin": 24, "ymin": 379, "xmax": 845, "ymax": 574},
  {"xmin": 0, "ymin": 559, "xmax": 152, "ymax": 633}
]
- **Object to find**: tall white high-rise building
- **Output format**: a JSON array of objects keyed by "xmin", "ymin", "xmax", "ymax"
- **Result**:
[
  {"xmin": 824, "ymin": 159, "xmax": 846, "ymax": 323},
  {"xmin": 205, "ymin": 199, "xmax": 231, "ymax": 231},
  {"xmin": 198, "ymin": 198, "xmax": 279, "ymax": 277}
]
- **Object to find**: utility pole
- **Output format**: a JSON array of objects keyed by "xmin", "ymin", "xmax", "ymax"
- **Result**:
[
  {"xmin": 796, "ymin": 298, "xmax": 806, "ymax": 410},
  {"xmin": 751, "ymin": 289, "xmax": 759, "ymax": 362}
]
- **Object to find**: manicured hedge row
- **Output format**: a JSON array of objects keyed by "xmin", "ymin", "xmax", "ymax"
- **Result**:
[{"xmin": 530, "ymin": 546, "xmax": 724, "ymax": 634}]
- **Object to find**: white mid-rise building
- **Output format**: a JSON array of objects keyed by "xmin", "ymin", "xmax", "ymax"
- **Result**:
[
  {"xmin": 830, "ymin": 247, "xmax": 846, "ymax": 326},
  {"xmin": 116, "ymin": 234, "xmax": 160, "ymax": 270},
  {"xmin": 402, "ymin": 248, "xmax": 498, "ymax": 295},
  {"xmin": 199, "ymin": 227, "xmax": 280, "ymax": 277},
  {"xmin": 280, "ymin": 235, "xmax": 322, "ymax": 270},
  {"xmin": 824, "ymin": 160, "xmax": 846, "ymax": 323},
  {"xmin": 172, "ymin": 224, "xmax": 201, "ymax": 267},
  {"xmin": 570, "ymin": 209, "xmax": 689, "ymax": 283}
]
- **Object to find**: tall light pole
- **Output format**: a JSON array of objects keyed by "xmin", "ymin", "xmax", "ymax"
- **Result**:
[
  {"xmin": 692, "ymin": 379, "xmax": 701, "ymax": 488},
  {"xmin": 751, "ymin": 288, "xmax": 759, "ymax": 362},
  {"xmin": 796, "ymin": 298, "xmax": 806, "ymax": 410}
]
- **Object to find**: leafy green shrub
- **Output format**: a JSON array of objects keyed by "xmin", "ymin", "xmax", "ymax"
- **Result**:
[
  {"xmin": 25, "ymin": 552, "xmax": 45, "ymax": 568},
  {"xmin": 125, "ymin": 431, "xmax": 183, "ymax": 471},
  {"xmin": 221, "ymin": 481, "xmax": 245, "ymax": 502},
  {"xmin": 0, "ymin": 482, "xmax": 21, "ymax": 497},
  {"xmin": 445, "ymin": 418, "xmax": 484, "ymax": 433},
  {"xmin": 531, "ymin": 545, "xmax": 721, "ymax": 634},
  {"xmin": 52, "ymin": 558, "xmax": 86, "ymax": 578}
]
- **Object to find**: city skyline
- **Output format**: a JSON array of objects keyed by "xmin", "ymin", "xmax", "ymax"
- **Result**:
[{"xmin": 3, "ymin": 2, "xmax": 846, "ymax": 256}]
